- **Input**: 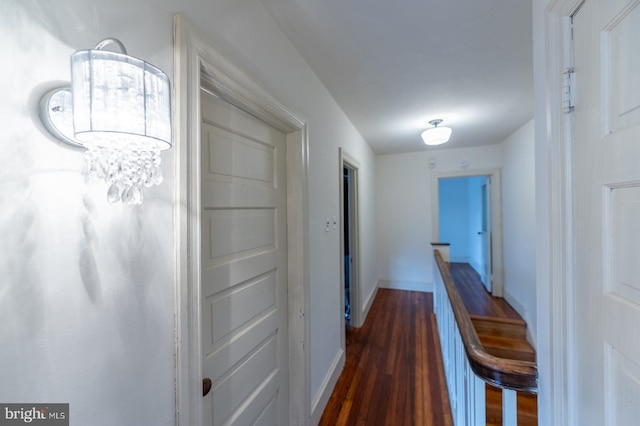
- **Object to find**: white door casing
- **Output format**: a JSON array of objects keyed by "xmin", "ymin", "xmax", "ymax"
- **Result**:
[
  {"xmin": 571, "ymin": 1, "xmax": 640, "ymax": 424},
  {"xmin": 174, "ymin": 15, "xmax": 310, "ymax": 426},
  {"xmin": 339, "ymin": 148, "xmax": 361, "ymax": 335},
  {"xmin": 200, "ymin": 90, "xmax": 288, "ymax": 425},
  {"xmin": 431, "ymin": 169, "xmax": 504, "ymax": 297},
  {"xmin": 480, "ymin": 179, "xmax": 492, "ymax": 292},
  {"xmin": 538, "ymin": 0, "xmax": 581, "ymax": 423}
]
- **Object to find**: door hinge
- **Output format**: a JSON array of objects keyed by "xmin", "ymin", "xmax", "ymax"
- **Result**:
[{"xmin": 562, "ymin": 67, "xmax": 575, "ymax": 113}]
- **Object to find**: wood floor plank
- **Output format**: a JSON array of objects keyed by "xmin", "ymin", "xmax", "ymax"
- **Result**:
[
  {"xmin": 320, "ymin": 264, "xmax": 534, "ymax": 425},
  {"xmin": 319, "ymin": 289, "xmax": 453, "ymax": 426},
  {"xmin": 449, "ymin": 263, "xmax": 521, "ymax": 320}
]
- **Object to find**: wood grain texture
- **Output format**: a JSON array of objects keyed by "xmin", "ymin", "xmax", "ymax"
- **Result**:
[
  {"xmin": 434, "ymin": 251, "xmax": 538, "ymax": 393},
  {"xmin": 449, "ymin": 263, "xmax": 521, "ymax": 320},
  {"xmin": 319, "ymin": 289, "xmax": 453, "ymax": 426}
]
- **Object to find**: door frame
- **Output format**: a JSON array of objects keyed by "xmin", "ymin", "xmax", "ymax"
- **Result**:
[
  {"xmin": 431, "ymin": 168, "xmax": 504, "ymax": 297},
  {"xmin": 173, "ymin": 15, "xmax": 310, "ymax": 426},
  {"xmin": 538, "ymin": 0, "xmax": 583, "ymax": 424},
  {"xmin": 339, "ymin": 148, "xmax": 361, "ymax": 333},
  {"xmin": 480, "ymin": 181, "xmax": 491, "ymax": 292}
]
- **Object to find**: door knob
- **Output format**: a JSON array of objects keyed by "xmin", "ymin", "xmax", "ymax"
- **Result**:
[{"xmin": 203, "ymin": 378, "xmax": 212, "ymax": 397}]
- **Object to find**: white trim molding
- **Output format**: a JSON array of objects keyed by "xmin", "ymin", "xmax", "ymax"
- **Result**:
[
  {"xmin": 378, "ymin": 280, "xmax": 433, "ymax": 293},
  {"xmin": 536, "ymin": 0, "xmax": 582, "ymax": 424},
  {"xmin": 173, "ymin": 15, "xmax": 311, "ymax": 426},
  {"xmin": 431, "ymin": 168, "xmax": 504, "ymax": 297},
  {"xmin": 339, "ymin": 148, "xmax": 362, "ymax": 331},
  {"xmin": 310, "ymin": 348, "xmax": 345, "ymax": 425}
]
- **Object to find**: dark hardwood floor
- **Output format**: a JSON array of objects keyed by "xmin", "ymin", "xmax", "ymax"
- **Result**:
[
  {"xmin": 319, "ymin": 262, "xmax": 534, "ymax": 425},
  {"xmin": 449, "ymin": 262, "xmax": 521, "ymax": 320},
  {"xmin": 319, "ymin": 289, "xmax": 453, "ymax": 426}
]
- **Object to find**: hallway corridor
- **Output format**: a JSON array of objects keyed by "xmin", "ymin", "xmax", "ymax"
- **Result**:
[{"xmin": 319, "ymin": 289, "xmax": 453, "ymax": 425}]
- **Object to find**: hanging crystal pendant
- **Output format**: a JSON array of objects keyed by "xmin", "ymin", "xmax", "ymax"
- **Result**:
[{"xmin": 83, "ymin": 145, "xmax": 163, "ymax": 205}]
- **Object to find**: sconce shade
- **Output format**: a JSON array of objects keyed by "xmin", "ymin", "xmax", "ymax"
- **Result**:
[
  {"xmin": 39, "ymin": 38, "xmax": 173, "ymax": 204},
  {"xmin": 71, "ymin": 49, "xmax": 172, "ymax": 151}
]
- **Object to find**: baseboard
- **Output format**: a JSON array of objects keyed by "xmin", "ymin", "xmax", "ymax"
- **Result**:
[
  {"xmin": 310, "ymin": 347, "xmax": 345, "ymax": 424},
  {"xmin": 503, "ymin": 289, "xmax": 536, "ymax": 348},
  {"xmin": 450, "ymin": 255, "xmax": 471, "ymax": 263},
  {"xmin": 469, "ymin": 258, "xmax": 483, "ymax": 277},
  {"xmin": 361, "ymin": 284, "xmax": 378, "ymax": 323},
  {"xmin": 378, "ymin": 279, "xmax": 432, "ymax": 292}
]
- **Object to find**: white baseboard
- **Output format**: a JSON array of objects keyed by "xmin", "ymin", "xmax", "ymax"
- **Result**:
[
  {"xmin": 378, "ymin": 280, "xmax": 432, "ymax": 292},
  {"xmin": 503, "ymin": 288, "xmax": 525, "ymax": 318},
  {"xmin": 469, "ymin": 258, "xmax": 483, "ymax": 277},
  {"xmin": 450, "ymin": 255, "xmax": 471, "ymax": 263},
  {"xmin": 503, "ymin": 289, "xmax": 536, "ymax": 348},
  {"xmin": 310, "ymin": 348, "xmax": 345, "ymax": 424},
  {"xmin": 361, "ymin": 284, "xmax": 378, "ymax": 323}
]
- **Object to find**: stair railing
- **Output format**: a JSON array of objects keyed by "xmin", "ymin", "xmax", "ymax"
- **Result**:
[{"xmin": 432, "ymin": 248, "xmax": 537, "ymax": 426}]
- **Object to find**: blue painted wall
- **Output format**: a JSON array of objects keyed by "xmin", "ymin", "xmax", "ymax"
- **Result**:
[{"xmin": 439, "ymin": 176, "xmax": 486, "ymax": 274}]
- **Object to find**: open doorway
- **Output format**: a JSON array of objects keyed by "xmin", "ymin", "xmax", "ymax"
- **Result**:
[
  {"xmin": 432, "ymin": 169, "xmax": 503, "ymax": 297},
  {"xmin": 343, "ymin": 166, "xmax": 352, "ymax": 325},
  {"xmin": 339, "ymin": 148, "xmax": 360, "ymax": 337}
]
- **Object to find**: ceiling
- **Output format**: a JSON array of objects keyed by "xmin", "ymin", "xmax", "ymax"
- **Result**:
[{"xmin": 261, "ymin": 0, "xmax": 533, "ymax": 155}]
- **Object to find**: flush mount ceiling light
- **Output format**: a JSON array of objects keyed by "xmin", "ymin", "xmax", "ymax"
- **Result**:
[
  {"xmin": 39, "ymin": 38, "xmax": 172, "ymax": 205},
  {"xmin": 421, "ymin": 119, "xmax": 452, "ymax": 146}
]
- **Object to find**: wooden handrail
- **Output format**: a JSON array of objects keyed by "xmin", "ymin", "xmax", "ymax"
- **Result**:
[{"xmin": 434, "ymin": 250, "xmax": 538, "ymax": 393}]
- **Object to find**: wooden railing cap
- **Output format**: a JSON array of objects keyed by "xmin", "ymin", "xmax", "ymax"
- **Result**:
[{"xmin": 434, "ymin": 249, "xmax": 538, "ymax": 393}]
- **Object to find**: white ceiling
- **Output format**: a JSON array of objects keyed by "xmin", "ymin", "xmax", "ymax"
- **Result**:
[{"xmin": 261, "ymin": 0, "xmax": 533, "ymax": 155}]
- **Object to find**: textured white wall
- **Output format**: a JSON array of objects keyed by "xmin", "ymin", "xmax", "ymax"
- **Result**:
[
  {"xmin": 0, "ymin": 2, "xmax": 176, "ymax": 425},
  {"xmin": 0, "ymin": 0, "xmax": 378, "ymax": 423},
  {"xmin": 375, "ymin": 145, "xmax": 502, "ymax": 291},
  {"xmin": 501, "ymin": 119, "xmax": 536, "ymax": 344}
]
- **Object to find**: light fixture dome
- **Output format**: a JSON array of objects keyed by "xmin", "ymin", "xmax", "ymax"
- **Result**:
[{"xmin": 421, "ymin": 119, "xmax": 452, "ymax": 145}]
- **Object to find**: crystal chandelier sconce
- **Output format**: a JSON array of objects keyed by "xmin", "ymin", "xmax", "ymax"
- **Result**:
[{"xmin": 39, "ymin": 38, "xmax": 172, "ymax": 204}]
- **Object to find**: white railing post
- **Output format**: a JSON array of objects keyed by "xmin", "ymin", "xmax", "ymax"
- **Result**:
[
  {"xmin": 433, "ymin": 250, "xmax": 487, "ymax": 426},
  {"xmin": 503, "ymin": 389, "xmax": 518, "ymax": 426},
  {"xmin": 432, "ymin": 248, "xmax": 526, "ymax": 426}
]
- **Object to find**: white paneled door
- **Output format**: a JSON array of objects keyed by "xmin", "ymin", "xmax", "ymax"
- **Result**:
[
  {"xmin": 200, "ymin": 89, "xmax": 288, "ymax": 426},
  {"xmin": 572, "ymin": 1, "xmax": 640, "ymax": 424}
]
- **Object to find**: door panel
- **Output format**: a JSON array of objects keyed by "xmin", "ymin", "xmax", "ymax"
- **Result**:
[
  {"xmin": 200, "ymin": 89, "xmax": 288, "ymax": 426},
  {"xmin": 573, "ymin": 1, "xmax": 640, "ymax": 423}
]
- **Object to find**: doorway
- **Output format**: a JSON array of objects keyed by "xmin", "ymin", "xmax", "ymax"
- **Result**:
[
  {"xmin": 174, "ymin": 15, "xmax": 310, "ymax": 426},
  {"xmin": 339, "ymin": 148, "xmax": 360, "ymax": 338},
  {"xmin": 199, "ymin": 87, "xmax": 289, "ymax": 425},
  {"xmin": 432, "ymin": 169, "xmax": 503, "ymax": 297},
  {"xmin": 343, "ymin": 166, "xmax": 352, "ymax": 325}
]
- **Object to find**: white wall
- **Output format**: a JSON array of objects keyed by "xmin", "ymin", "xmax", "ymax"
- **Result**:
[
  {"xmin": 501, "ymin": 119, "xmax": 537, "ymax": 345},
  {"xmin": 0, "ymin": 0, "xmax": 378, "ymax": 423},
  {"xmin": 376, "ymin": 124, "xmax": 536, "ymax": 342},
  {"xmin": 376, "ymin": 145, "xmax": 502, "ymax": 292}
]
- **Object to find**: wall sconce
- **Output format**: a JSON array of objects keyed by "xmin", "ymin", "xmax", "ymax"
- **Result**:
[
  {"xmin": 421, "ymin": 119, "xmax": 452, "ymax": 146},
  {"xmin": 39, "ymin": 38, "xmax": 172, "ymax": 204}
]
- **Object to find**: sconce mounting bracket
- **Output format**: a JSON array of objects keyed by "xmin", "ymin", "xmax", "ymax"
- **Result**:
[{"xmin": 39, "ymin": 87, "xmax": 85, "ymax": 148}]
